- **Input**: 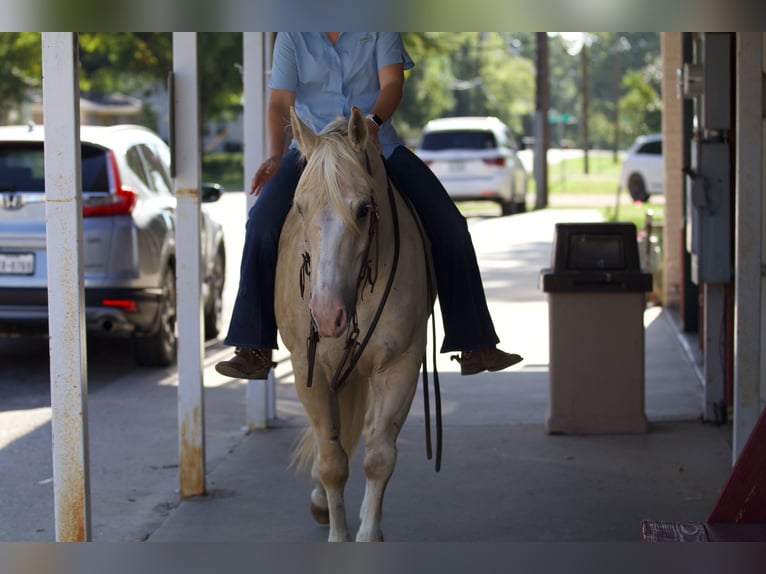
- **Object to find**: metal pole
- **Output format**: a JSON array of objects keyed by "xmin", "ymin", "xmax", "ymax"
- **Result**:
[
  {"xmin": 172, "ymin": 32, "xmax": 206, "ymax": 498},
  {"xmin": 41, "ymin": 32, "xmax": 92, "ymax": 542},
  {"xmin": 243, "ymin": 32, "xmax": 271, "ymax": 430}
]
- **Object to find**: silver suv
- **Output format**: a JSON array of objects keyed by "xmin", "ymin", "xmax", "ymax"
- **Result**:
[
  {"xmin": 416, "ymin": 116, "xmax": 528, "ymax": 215},
  {"xmin": 0, "ymin": 124, "xmax": 226, "ymax": 366}
]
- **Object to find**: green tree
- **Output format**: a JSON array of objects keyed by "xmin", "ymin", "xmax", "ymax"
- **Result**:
[
  {"xmin": 619, "ymin": 70, "xmax": 662, "ymax": 141},
  {"xmin": 78, "ymin": 33, "xmax": 243, "ymax": 128},
  {"xmin": 399, "ymin": 33, "xmax": 458, "ymax": 143},
  {"xmin": 78, "ymin": 33, "xmax": 172, "ymax": 95},
  {"xmin": 198, "ymin": 33, "xmax": 244, "ymax": 127},
  {"xmin": 0, "ymin": 33, "xmax": 42, "ymax": 123},
  {"xmin": 478, "ymin": 34, "xmax": 535, "ymax": 133},
  {"xmin": 398, "ymin": 32, "xmax": 536, "ymax": 142}
]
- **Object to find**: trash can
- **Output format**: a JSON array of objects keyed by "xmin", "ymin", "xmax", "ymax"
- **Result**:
[{"xmin": 539, "ymin": 222, "xmax": 653, "ymax": 434}]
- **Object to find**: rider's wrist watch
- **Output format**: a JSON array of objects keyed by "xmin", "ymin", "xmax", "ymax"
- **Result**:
[{"xmin": 365, "ymin": 113, "xmax": 383, "ymax": 127}]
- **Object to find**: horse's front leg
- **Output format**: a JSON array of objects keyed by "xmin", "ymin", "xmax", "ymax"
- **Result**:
[
  {"xmin": 310, "ymin": 392, "xmax": 352, "ymax": 542},
  {"xmin": 356, "ymin": 363, "xmax": 419, "ymax": 542}
]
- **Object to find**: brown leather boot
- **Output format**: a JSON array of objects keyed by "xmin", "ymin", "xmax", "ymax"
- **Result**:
[
  {"xmin": 215, "ymin": 348, "xmax": 276, "ymax": 379},
  {"xmin": 451, "ymin": 347, "xmax": 523, "ymax": 376}
]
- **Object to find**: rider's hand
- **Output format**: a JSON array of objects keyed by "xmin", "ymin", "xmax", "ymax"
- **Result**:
[{"xmin": 250, "ymin": 155, "xmax": 282, "ymax": 196}]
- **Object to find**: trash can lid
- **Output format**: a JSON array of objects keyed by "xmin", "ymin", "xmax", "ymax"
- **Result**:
[
  {"xmin": 551, "ymin": 222, "xmax": 643, "ymax": 272},
  {"xmin": 539, "ymin": 222, "xmax": 653, "ymax": 292}
]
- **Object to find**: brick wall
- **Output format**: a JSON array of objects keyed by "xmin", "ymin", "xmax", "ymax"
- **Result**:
[{"xmin": 661, "ymin": 33, "xmax": 683, "ymax": 308}]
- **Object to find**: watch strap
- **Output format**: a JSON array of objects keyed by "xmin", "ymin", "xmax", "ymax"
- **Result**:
[{"xmin": 365, "ymin": 113, "xmax": 383, "ymax": 127}]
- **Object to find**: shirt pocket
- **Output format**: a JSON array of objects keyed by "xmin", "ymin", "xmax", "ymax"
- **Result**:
[{"xmin": 296, "ymin": 51, "xmax": 334, "ymax": 92}]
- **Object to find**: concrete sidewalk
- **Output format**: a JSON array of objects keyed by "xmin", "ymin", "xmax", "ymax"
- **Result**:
[{"xmin": 148, "ymin": 208, "xmax": 732, "ymax": 542}]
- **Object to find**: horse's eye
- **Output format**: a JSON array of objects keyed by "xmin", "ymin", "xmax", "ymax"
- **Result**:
[
  {"xmin": 295, "ymin": 203, "xmax": 304, "ymax": 217},
  {"xmin": 356, "ymin": 203, "xmax": 372, "ymax": 220}
]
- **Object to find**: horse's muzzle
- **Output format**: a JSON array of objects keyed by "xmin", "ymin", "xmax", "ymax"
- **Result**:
[{"xmin": 309, "ymin": 294, "xmax": 349, "ymax": 338}]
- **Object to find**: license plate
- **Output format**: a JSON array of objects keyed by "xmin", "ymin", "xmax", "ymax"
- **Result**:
[
  {"xmin": 448, "ymin": 161, "xmax": 466, "ymax": 172},
  {"xmin": 0, "ymin": 252, "xmax": 35, "ymax": 275}
]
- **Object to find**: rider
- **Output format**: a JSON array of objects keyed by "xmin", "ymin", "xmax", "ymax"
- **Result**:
[{"xmin": 215, "ymin": 32, "xmax": 522, "ymax": 379}]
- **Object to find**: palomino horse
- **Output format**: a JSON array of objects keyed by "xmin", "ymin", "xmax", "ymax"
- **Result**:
[{"xmin": 274, "ymin": 106, "xmax": 433, "ymax": 542}]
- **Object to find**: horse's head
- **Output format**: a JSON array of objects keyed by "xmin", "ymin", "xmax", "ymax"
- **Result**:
[{"xmin": 290, "ymin": 106, "xmax": 381, "ymax": 338}]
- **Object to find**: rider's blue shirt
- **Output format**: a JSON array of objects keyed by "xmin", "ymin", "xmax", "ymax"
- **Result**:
[{"xmin": 269, "ymin": 32, "xmax": 414, "ymax": 159}]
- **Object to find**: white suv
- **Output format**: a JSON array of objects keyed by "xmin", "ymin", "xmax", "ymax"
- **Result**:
[
  {"xmin": 415, "ymin": 116, "xmax": 528, "ymax": 215},
  {"xmin": 619, "ymin": 133, "xmax": 663, "ymax": 202},
  {"xmin": 0, "ymin": 124, "xmax": 226, "ymax": 366}
]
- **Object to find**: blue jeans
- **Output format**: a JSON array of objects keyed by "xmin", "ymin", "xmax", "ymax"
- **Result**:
[{"xmin": 224, "ymin": 145, "xmax": 499, "ymax": 353}]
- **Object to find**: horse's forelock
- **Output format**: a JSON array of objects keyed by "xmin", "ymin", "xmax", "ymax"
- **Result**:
[{"xmin": 296, "ymin": 130, "xmax": 374, "ymax": 234}]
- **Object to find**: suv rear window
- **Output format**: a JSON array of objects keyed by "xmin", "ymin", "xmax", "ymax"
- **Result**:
[
  {"xmin": 421, "ymin": 130, "xmax": 497, "ymax": 151},
  {"xmin": 0, "ymin": 143, "xmax": 110, "ymax": 193},
  {"xmin": 637, "ymin": 140, "xmax": 662, "ymax": 155}
]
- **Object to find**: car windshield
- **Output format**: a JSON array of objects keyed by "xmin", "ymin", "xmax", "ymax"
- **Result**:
[
  {"xmin": 420, "ymin": 130, "xmax": 497, "ymax": 151},
  {"xmin": 0, "ymin": 143, "xmax": 110, "ymax": 193}
]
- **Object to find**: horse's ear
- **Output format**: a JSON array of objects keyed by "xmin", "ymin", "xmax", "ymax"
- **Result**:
[
  {"xmin": 347, "ymin": 106, "xmax": 368, "ymax": 152},
  {"xmin": 290, "ymin": 106, "xmax": 318, "ymax": 156}
]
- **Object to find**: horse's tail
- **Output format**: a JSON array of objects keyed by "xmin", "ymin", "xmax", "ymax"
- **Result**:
[
  {"xmin": 290, "ymin": 425, "xmax": 315, "ymax": 478},
  {"xmin": 290, "ymin": 378, "xmax": 370, "ymax": 478}
]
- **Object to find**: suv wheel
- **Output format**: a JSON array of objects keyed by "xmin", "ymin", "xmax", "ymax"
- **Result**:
[
  {"xmin": 204, "ymin": 247, "xmax": 225, "ymax": 340},
  {"xmin": 133, "ymin": 267, "xmax": 177, "ymax": 367},
  {"xmin": 628, "ymin": 173, "xmax": 649, "ymax": 203},
  {"xmin": 500, "ymin": 198, "xmax": 514, "ymax": 216}
]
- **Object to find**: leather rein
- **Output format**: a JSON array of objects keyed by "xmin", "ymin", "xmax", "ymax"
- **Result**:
[{"xmin": 299, "ymin": 151, "xmax": 443, "ymax": 471}]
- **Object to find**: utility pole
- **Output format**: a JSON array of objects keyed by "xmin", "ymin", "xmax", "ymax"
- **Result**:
[
  {"xmin": 534, "ymin": 32, "xmax": 550, "ymax": 209},
  {"xmin": 581, "ymin": 38, "xmax": 590, "ymax": 174},
  {"xmin": 472, "ymin": 32, "xmax": 486, "ymax": 115}
]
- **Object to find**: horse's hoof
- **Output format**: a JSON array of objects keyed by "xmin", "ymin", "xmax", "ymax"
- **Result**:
[{"xmin": 310, "ymin": 501, "xmax": 330, "ymax": 524}]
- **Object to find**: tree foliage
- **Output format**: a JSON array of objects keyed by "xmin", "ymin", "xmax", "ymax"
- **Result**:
[
  {"xmin": 78, "ymin": 33, "xmax": 172, "ymax": 95},
  {"xmin": 398, "ymin": 32, "xmax": 536, "ymax": 143},
  {"xmin": 398, "ymin": 32, "xmax": 660, "ymax": 150},
  {"xmin": 78, "ymin": 33, "xmax": 244, "ymax": 126},
  {"xmin": 0, "ymin": 33, "xmax": 42, "ymax": 123},
  {"xmin": 0, "ymin": 32, "xmax": 662, "ymax": 152}
]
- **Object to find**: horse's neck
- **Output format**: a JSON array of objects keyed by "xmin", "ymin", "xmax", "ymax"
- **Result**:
[{"xmin": 371, "ymin": 167, "xmax": 400, "ymax": 256}]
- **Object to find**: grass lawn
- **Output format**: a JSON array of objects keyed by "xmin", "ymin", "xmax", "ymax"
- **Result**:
[
  {"xmin": 527, "ymin": 154, "xmax": 665, "ymax": 230},
  {"xmin": 544, "ymin": 153, "xmax": 624, "ymax": 196}
]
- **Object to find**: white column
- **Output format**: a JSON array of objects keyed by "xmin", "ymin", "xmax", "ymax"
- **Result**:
[
  {"xmin": 41, "ymin": 32, "xmax": 91, "ymax": 541},
  {"xmin": 733, "ymin": 32, "xmax": 765, "ymax": 462},
  {"xmin": 243, "ymin": 32, "xmax": 272, "ymax": 429},
  {"xmin": 172, "ymin": 32, "xmax": 206, "ymax": 497}
]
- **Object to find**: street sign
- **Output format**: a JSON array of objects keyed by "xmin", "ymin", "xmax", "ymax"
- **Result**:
[{"xmin": 548, "ymin": 112, "xmax": 575, "ymax": 124}]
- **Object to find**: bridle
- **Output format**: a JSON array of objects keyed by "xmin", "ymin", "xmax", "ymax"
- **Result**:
[{"xmin": 299, "ymin": 149, "xmax": 443, "ymax": 471}]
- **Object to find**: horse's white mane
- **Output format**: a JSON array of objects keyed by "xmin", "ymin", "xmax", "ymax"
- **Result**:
[{"xmin": 295, "ymin": 117, "xmax": 375, "ymax": 233}]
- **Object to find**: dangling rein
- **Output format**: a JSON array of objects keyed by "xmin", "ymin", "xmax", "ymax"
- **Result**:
[{"xmin": 299, "ymin": 152, "xmax": 443, "ymax": 471}]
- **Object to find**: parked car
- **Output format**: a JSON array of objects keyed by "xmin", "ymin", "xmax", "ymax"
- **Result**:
[
  {"xmin": 0, "ymin": 124, "xmax": 226, "ymax": 367},
  {"xmin": 620, "ymin": 133, "xmax": 663, "ymax": 202},
  {"xmin": 415, "ymin": 116, "xmax": 528, "ymax": 215}
]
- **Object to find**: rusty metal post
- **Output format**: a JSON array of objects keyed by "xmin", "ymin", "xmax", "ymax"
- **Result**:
[
  {"xmin": 172, "ymin": 32, "xmax": 206, "ymax": 498},
  {"xmin": 41, "ymin": 32, "xmax": 92, "ymax": 542}
]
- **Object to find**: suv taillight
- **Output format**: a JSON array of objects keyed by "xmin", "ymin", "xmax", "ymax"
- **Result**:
[
  {"xmin": 82, "ymin": 150, "xmax": 137, "ymax": 217},
  {"xmin": 483, "ymin": 157, "xmax": 506, "ymax": 167}
]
